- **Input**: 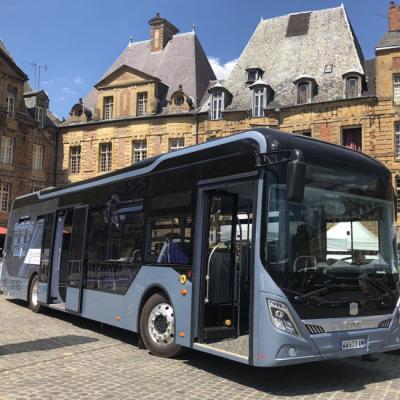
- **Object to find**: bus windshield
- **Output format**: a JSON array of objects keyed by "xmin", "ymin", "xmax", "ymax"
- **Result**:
[{"xmin": 264, "ymin": 161, "xmax": 399, "ymax": 319}]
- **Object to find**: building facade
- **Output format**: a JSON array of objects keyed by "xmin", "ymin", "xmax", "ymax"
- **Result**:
[
  {"xmin": 0, "ymin": 40, "xmax": 58, "ymax": 230},
  {"xmin": 58, "ymin": 4, "xmax": 400, "ymax": 230}
]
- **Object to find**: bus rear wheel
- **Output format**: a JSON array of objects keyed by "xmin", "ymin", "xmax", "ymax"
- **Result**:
[
  {"xmin": 140, "ymin": 293, "xmax": 182, "ymax": 358},
  {"xmin": 28, "ymin": 275, "xmax": 42, "ymax": 313}
]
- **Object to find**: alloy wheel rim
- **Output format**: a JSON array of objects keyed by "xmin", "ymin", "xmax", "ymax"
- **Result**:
[{"xmin": 148, "ymin": 303, "xmax": 175, "ymax": 346}]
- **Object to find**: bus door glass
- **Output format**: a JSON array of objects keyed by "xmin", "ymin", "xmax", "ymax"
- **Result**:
[
  {"xmin": 38, "ymin": 213, "xmax": 55, "ymax": 304},
  {"xmin": 200, "ymin": 181, "xmax": 254, "ymax": 358},
  {"xmin": 65, "ymin": 205, "xmax": 89, "ymax": 313}
]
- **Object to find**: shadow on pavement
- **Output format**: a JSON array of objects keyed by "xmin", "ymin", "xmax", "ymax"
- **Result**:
[
  {"xmin": 6, "ymin": 298, "xmax": 139, "ymax": 347},
  {"xmin": 0, "ymin": 334, "xmax": 98, "ymax": 356}
]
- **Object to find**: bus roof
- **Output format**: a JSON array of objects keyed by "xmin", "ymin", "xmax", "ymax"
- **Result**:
[{"xmin": 14, "ymin": 128, "xmax": 388, "ymax": 208}]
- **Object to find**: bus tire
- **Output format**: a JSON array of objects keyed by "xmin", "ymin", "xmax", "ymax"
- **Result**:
[
  {"xmin": 28, "ymin": 275, "xmax": 42, "ymax": 313},
  {"xmin": 140, "ymin": 292, "xmax": 183, "ymax": 358}
]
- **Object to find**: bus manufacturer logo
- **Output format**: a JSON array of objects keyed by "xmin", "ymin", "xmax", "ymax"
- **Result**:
[
  {"xmin": 344, "ymin": 320, "xmax": 362, "ymax": 329},
  {"xmin": 349, "ymin": 302, "xmax": 359, "ymax": 316}
]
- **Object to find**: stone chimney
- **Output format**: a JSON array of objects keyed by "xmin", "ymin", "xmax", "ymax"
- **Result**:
[
  {"xmin": 148, "ymin": 13, "xmax": 179, "ymax": 52},
  {"xmin": 389, "ymin": 1, "xmax": 400, "ymax": 32}
]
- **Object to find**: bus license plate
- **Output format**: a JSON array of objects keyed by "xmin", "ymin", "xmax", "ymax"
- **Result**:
[{"xmin": 341, "ymin": 339, "xmax": 366, "ymax": 351}]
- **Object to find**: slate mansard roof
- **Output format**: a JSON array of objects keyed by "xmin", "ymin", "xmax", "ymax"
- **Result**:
[
  {"xmin": 211, "ymin": 5, "xmax": 369, "ymax": 112},
  {"xmin": 376, "ymin": 31, "xmax": 400, "ymax": 50},
  {"xmin": 83, "ymin": 31, "xmax": 216, "ymax": 111}
]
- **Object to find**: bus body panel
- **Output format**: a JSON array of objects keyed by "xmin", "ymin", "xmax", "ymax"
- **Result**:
[
  {"xmin": 79, "ymin": 266, "xmax": 192, "ymax": 347},
  {"xmin": 1, "ymin": 198, "xmax": 58, "ymax": 301}
]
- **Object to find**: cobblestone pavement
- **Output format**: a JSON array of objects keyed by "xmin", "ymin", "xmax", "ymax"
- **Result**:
[{"xmin": 1, "ymin": 296, "xmax": 400, "ymax": 400}]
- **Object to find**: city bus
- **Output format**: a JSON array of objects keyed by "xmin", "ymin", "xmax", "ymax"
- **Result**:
[{"xmin": 1, "ymin": 128, "xmax": 400, "ymax": 367}]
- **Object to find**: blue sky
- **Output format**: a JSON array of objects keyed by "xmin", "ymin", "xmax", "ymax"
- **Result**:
[{"xmin": 1, "ymin": 0, "xmax": 389, "ymax": 119}]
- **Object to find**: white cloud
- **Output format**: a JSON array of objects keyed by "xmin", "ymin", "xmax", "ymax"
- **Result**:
[
  {"xmin": 62, "ymin": 87, "xmax": 76, "ymax": 95},
  {"xmin": 73, "ymin": 76, "xmax": 84, "ymax": 85},
  {"xmin": 208, "ymin": 57, "xmax": 238, "ymax": 80}
]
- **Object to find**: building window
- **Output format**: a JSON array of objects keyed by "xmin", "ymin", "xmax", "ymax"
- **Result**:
[
  {"xmin": 0, "ymin": 183, "xmax": 10, "ymax": 212},
  {"xmin": 294, "ymin": 130, "xmax": 312, "ymax": 137},
  {"xmin": 395, "ymin": 123, "xmax": 400, "ymax": 158},
  {"xmin": 103, "ymin": 96, "xmax": 114, "ymax": 120},
  {"xmin": 35, "ymin": 107, "xmax": 45, "ymax": 128},
  {"xmin": 342, "ymin": 127, "xmax": 362, "ymax": 151},
  {"xmin": 297, "ymin": 82, "xmax": 310, "ymax": 104},
  {"xmin": 99, "ymin": 143, "xmax": 112, "ymax": 172},
  {"xmin": 5, "ymin": 95, "xmax": 15, "ymax": 118},
  {"xmin": 246, "ymin": 68, "xmax": 263, "ymax": 83},
  {"xmin": 174, "ymin": 95, "xmax": 185, "ymax": 106},
  {"xmin": 132, "ymin": 140, "xmax": 147, "ymax": 163},
  {"xmin": 31, "ymin": 186, "xmax": 42, "ymax": 193},
  {"xmin": 346, "ymin": 76, "xmax": 359, "ymax": 99},
  {"xmin": 252, "ymin": 88, "xmax": 266, "ymax": 117},
  {"xmin": 69, "ymin": 146, "xmax": 81, "ymax": 174},
  {"xmin": 211, "ymin": 92, "xmax": 224, "ymax": 120},
  {"xmin": 394, "ymin": 74, "xmax": 400, "ymax": 105},
  {"xmin": 397, "ymin": 177, "xmax": 400, "ymax": 213},
  {"xmin": 169, "ymin": 138, "xmax": 185, "ymax": 151},
  {"xmin": 33, "ymin": 144, "xmax": 44, "ymax": 170},
  {"xmin": 137, "ymin": 92, "xmax": 148, "ymax": 116},
  {"xmin": 0, "ymin": 136, "xmax": 13, "ymax": 165}
]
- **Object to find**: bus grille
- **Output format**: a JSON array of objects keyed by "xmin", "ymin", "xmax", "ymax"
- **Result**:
[
  {"xmin": 378, "ymin": 319, "xmax": 391, "ymax": 329},
  {"xmin": 306, "ymin": 324, "xmax": 325, "ymax": 335},
  {"xmin": 9, "ymin": 279, "xmax": 22, "ymax": 292}
]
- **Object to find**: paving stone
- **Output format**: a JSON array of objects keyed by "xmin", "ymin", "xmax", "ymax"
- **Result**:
[{"xmin": 1, "ymin": 295, "xmax": 400, "ymax": 399}]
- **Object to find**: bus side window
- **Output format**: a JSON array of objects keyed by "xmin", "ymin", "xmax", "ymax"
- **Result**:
[
  {"xmin": 85, "ymin": 206, "xmax": 145, "ymax": 293},
  {"xmin": 145, "ymin": 215, "xmax": 192, "ymax": 265}
]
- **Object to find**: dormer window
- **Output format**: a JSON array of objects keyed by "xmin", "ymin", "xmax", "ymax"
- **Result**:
[
  {"xmin": 35, "ymin": 106, "xmax": 45, "ymax": 128},
  {"xmin": 103, "ymin": 96, "xmax": 114, "ymax": 120},
  {"xmin": 208, "ymin": 84, "xmax": 232, "ymax": 121},
  {"xmin": 346, "ymin": 77, "xmax": 359, "ymax": 98},
  {"xmin": 294, "ymin": 77, "xmax": 317, "ymax": 105},
  {"xmin": 297, "ymin": 82, "xmax": 309, "ymax": 104},
  {"xmin": 246, "ymin": 68, "xmax": 264, "ymax": 84},
  {"xmin": 252, "ymin": 88, "xmax": 266, "ymax": 117},
  {"xmin": 211, "ymin": 91, "xmax": 224, "ymax": 120},
  {"xmin": 342, "ymin": 72, "xmax": 363, "ymax": 99},
  {"xmin": 249, "ymin": 80, "xmax": 274, "ymax": 117}
]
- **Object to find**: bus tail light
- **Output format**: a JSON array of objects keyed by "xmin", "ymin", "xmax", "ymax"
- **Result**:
[{"xmin": 267, "ymin": 299, "xmax": 302, "ymax": 337}]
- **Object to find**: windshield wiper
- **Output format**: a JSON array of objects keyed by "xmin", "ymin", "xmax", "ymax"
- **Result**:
[{"xmin": 286, "ymin": 284, "xmax": 358, "ymax": 303}]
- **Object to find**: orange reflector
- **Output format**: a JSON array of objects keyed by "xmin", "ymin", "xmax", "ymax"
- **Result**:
[
  {"xmin": 179, "ymin": 331, "xmax": 185, "ymax": 337},
  {"xmin": 115, "ymin": 315, "xmax": 121, "ymax": 321},
  {"xmin": 180, "ymin": 289, "xmax": 188, "ymax": 296}
]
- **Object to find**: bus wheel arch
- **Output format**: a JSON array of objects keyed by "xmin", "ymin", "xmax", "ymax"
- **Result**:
[
  {"xmin": 28, "ymin": 273, "xmax": 42, "ymax": 313},
  {"xmin": 138, "ymin": 286, "xmax": 182, "ymax": 357}
]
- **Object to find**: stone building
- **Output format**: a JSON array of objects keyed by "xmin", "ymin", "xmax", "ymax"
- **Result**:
[
  {"xmin": 0, "ymin": 40, "xmax": 58, "ymax": 231},
  {"xmin": 58, "ymin": 14, "xmax": 215, "ymax": 183},
  {"xmin": 59, "ymin": 4, "xmax": 400, "ymax": 225}
]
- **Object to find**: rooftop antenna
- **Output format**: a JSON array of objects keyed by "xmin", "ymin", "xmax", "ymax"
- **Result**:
[
  {"xmin": 37, "ymin": 64, "xmax": 47, "ymax": 90},
  {"xmin": 192, "ymin": 22, "xmax": 196, "ymax": 33},
  {"xmin": 128, "ymin": 34, "xmax": 133, "ymax": 45},
  {"xmin": 29, "ymin": 61, "xmax": 37, "ymax": 90}
]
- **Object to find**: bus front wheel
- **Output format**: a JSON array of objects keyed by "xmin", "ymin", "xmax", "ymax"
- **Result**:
[
  {"xmin": 140, "ymin": 293, "xmax": 182, "ymax": 358},
  {"xmin": 28, "ymin": 275, "xmax": 42, "ymax": 313}
]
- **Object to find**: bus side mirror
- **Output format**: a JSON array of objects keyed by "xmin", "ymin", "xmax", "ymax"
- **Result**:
[{"xmin": 287, "ymin": 160, "xmax": 306, "ymax": 203}]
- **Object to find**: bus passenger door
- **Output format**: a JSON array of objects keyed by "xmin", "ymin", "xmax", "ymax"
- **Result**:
[
  {"xmin": 65, "ymin": 206, "xmax": 88, "ymax": 313},
  {"xmin": 198, "ymin": 181, "xmax": 254, "ymax": 358},
  {"xmin": 38, "ymin": 213, "xmax": 56, "ymax": 304}
]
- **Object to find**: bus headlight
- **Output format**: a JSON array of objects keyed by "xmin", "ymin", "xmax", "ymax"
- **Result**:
[{"xmin": 267, "ymin": 299, "xmax": 302, "ymax": 337}]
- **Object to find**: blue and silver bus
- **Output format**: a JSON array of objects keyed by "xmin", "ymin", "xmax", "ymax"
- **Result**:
[{"xmin": 1, "ymin": 128, "xmax": 399, "ymax": 366}]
